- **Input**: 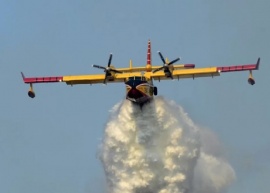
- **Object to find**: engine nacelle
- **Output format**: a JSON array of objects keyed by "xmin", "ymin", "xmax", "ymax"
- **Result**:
[{"xmin": 248, "ymin": 77, "xmax": 255, "ymax": 85}]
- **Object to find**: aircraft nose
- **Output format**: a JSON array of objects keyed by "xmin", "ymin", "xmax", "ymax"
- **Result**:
[
  {"xmin": 126, "ymin": 82, "xmax": 136, "ymax": 89},
  {"xmin": 128, "ymin": 88, "xmax": 143, "ymax": 99}
]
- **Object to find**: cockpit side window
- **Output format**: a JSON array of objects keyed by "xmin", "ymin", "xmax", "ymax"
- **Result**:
[{"xmin": 128, "ymin": 76, "xmax": 146, "ymax": 81}]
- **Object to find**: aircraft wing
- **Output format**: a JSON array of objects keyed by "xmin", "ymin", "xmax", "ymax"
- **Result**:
[
  {"xmin": 149, "ymin": 58, "xmax": 260, "ymax": 81},
  {"xmin": 64, "ymin": 74, "xmax": 119, "ymax": 85},
  {"xmin": 150, "ymin": 67, "xmax": 220, "ymax": 80},
  {"xmin": 22, "ymin": 72, "xmax": 143, "ymax": 85},
  {"xmin": 64, "ymin": 72, "xmax": 145, "ymax": 85}
]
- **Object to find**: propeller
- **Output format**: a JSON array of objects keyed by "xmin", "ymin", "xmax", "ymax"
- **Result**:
[
  {"xmin": 153, "ymin": 51, "xmax": 180, "ymax": 73},
  {"xmin": 92, "ymin": 53, "xmax": 122, "ymax": 84}
]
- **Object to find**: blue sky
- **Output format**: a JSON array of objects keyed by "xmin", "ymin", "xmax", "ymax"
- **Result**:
[{"xmin": 1, "ymin": 0, "xmax": 269, "ymax": 193}]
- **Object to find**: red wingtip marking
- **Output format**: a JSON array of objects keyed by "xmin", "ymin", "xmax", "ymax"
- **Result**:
[{"xmin": 23, "ymin": 76, "xmax": 63, "ymax": 84}]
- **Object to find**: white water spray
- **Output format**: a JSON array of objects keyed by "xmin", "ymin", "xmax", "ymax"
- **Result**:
[{"xmin": 100, "ymin": 97, "xmax": 235, "ymax": 193}]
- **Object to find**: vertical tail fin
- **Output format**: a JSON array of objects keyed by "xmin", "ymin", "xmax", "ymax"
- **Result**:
[{"xmin": 146, "ymin": 39, "xmax": 152, "ymax": 72}]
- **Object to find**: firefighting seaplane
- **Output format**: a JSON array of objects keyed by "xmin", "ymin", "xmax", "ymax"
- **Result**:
[{"xmin": 21, "ymin": 40, "xmax": 260, "ymax": 105}]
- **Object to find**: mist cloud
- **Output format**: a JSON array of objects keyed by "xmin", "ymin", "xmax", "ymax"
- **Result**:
[{"xmin": 99, "ymin": 97, "xmax": 235, "ymax": 193}]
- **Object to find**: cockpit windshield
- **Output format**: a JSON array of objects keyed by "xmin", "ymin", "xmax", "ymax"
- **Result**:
[
  {"xmin": 128, "ymin": 76, "xmax": 146, "ymax": 81},
  {"xmin": 126, "ymin": 76, "xmax": 147, "ymax": 87}
]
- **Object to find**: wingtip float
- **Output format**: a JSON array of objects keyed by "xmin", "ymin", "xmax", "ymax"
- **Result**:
[{"xmin": 21, "ymin": 40, "xmax": 260, "ymax": 105}]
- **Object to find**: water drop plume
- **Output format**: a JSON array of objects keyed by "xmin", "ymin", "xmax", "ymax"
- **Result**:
[{"xmin": 99, "ymin": 96, "xmax": 235, "ymax": 193}]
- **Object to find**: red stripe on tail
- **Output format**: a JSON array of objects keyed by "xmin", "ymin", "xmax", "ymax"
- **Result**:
[
  {"xmin": 147, "ymin": 40, "xmax": 151, "ymax": 65},
  {"xmin": 146, "ymin": 40, "xmax": 152, "ymax": 72}
]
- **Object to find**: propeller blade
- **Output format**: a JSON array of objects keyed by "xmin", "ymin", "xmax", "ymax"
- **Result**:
[
  {"xmin": 168, "ymin": 57, "xmax": 180, "ymax": 66},
  {"xmin": 158, "ymin": 51, "xmax": 166, "ymax": 64},
  {"xmin": 92, "ymin": 64, "xmax": 106, "ymax": 70},
  {"xmin": 108, "ymin": 53, "xmax": 113, "ymax": 67},
  {"xmin": 153, "ymin": 66, "xmax": 165, "ymax": 73},
  {"xmin": 103, "ymin": 73, "xmax": 108, "ymax": 84},
  {"xmin": 93, "ymin": 53, "xmax": 120, "ymax": 83}
]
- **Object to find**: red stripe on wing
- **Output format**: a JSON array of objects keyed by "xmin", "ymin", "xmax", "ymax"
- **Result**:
[
  {"xmin": 217, "ymin": 64, "xmax": 257, "ymax": 72},
  {"xmin": 23, "ymin": 76, "xmax": 63, "ymax": 83}
]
